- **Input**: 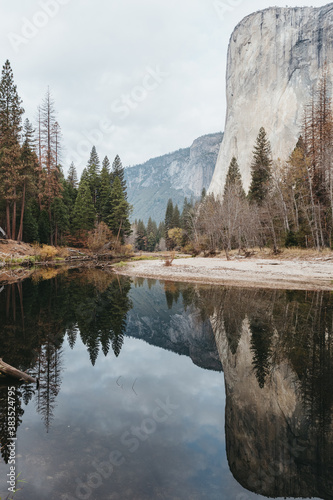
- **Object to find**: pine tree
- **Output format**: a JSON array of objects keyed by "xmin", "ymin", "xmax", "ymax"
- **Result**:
[
  {"xmin": 67, "ymin": 162, "xmax": 78, "ymax": 189},
  {"xmin": 224, "ymin": 157, "xmax": 245, "ymax": 198},
  {"xmin": 105, "ymin": 176, "xmax": 131, "ymax": 243},
  {"xmin": 172, "ymin": 204, "xmax": 180, "ymax": 228},
  {"xmin": 99, "ymin": 157, "xmax": 111, "ymax": 221},
  {"xmin": 146, "ymin": 217, "xmax": 157, "ymax": 252},
  {"xmin": 135, "ymin": 219, "xmax": 147, "ymax": 250},
  {"xmin": 17, "ymin": 119, "xmax": 39, "ymax": 241},
  {"xmin": 248, "ymin": 127, "xmax": 272, "ymax": 205},
  {"xmin": 51, "ymin": 196, "xmax": 69, "ymax": 245},
  {"xmin": 86, "ymin": 146, "xmax": 100, "ymax": 207},
  {"xmin": 111, "ymin": 155, "xmax": 127, "ymax": 194},
  {"xmin": 0, "ymin": 60, "xmax": 24, "ymax": 239},
  {"xmin": 165, "ymin": 199, "xmax": 174, "ymax": 233},
  {"xmin": 72, "ymin": 174, "xmax": 96, "ymax": 233},
  {"xmin": 165, "ymin": 199, "xmax": 174, "ymax": 249},
  {"xmin": 38, "ymin": 87, "xmax": 63, "ymax": 244}
]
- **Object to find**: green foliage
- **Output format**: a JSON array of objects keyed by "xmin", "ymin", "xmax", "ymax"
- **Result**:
[
  {"xmin": 135, "ymin": 219, "xmax": 147, "ymax": 251},
  {"xmin": 248, "ymin": 127, "xmax": 272, "ymax": 205},
  {"xmin": 224, "ymin": 157, "xmax": 245, "ymax": 198},
  {"xmin": 38, "ymin": 210, "xmax": 51, "ymax": 244},
  {"xmin": 67, "ymin": 162, "xmax": 78, "ymax": 189},
  {"xmin": 105, "ymin": 176, "xmax": 132, "ymax": 243},
  {"xmin": 111, "ymin": 154, "xmax": 127, "ymax": 194},
  {"xmin": 72, "ymin": 177, "xmax": 96, "ymax": 232},
  {"xmin": 99, "ymin": 159, "xmax": 111, "ymax": 222},
  {"xmin": 23, "ymin": 205, "xmax": 39, "ymax": 243},
  {"xmin": 86, "ymin": 146, "xmax": 100, "ymax": 207}
]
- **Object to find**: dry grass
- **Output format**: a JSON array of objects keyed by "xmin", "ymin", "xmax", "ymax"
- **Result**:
[{"xmin": 212, "ymin": 247, "xmax": 333, "ymax": 261}]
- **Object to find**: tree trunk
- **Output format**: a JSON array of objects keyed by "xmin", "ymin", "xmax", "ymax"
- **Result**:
[
  {"xmin": 0, "ymin": 358, "xmax": 36, "ymax": 383},
  {"xmin": 17, "ymin": 181, "xmax": 26, "ymax": 242},
  {"xmin": 6, "ymin": 201, "xmax": 11, "ymax": 239},
  {"xmin": 12, "ymin": 188, "xmax": 16, "ymax": 240},
  {"xmin": 49, "ymin": 207, "xmax": 53, "ymax": 245}
]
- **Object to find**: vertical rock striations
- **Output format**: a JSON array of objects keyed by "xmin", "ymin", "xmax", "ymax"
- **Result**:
[
  {"xmin": 209, "ymin": 3, "xmax": 333, "ymax": 195},
  {"xmin": 125, "ymin": 132, "xmax": 222, "ymax": 223}
]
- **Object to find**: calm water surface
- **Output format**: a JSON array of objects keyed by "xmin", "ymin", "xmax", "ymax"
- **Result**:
[{"xmin": 0, "ymin": 268, "xmax": 331, "ymax": 500}]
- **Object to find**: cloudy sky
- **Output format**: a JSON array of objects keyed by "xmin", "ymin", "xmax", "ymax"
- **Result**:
[{"xmin": 0, "ymin": 0, "xmax": 329, "ymax": 176}]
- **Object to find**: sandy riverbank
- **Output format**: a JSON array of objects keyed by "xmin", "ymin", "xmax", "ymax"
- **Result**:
[{"xmin": 115, "ymin": 256, "xmax": 333, "ymax": 291}]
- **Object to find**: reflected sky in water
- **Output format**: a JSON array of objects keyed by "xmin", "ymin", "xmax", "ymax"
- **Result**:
[{"xmin": 0, "ymin": 272, "xmax": 327, "ymax": 499}]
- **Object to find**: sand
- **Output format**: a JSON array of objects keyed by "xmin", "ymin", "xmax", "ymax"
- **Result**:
[{"xmin": 115, "ymin": 256, "xmax": 333, "ymax": 291}]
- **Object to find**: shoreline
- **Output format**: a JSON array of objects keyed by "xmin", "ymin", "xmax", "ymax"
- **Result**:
[{"xmin": 114, "ymin": 256, "xmax": 333, "ymax": 291}]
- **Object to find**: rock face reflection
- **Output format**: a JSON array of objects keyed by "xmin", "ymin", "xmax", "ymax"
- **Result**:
[
  {"xmin": 205, "ymin": 288, "xmax": 333, "ymax": 499},
  {"xmin": 127, "ymin": 279, "xmax": 222, "ymax": 372}
]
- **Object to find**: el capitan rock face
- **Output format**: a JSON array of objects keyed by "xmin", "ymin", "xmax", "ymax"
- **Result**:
[{"xmin": 209, "ymin": 3, "xmax": 333, "ymax": 195}]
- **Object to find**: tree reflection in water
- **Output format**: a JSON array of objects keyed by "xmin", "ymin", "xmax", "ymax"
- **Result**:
[
  {"xmin": 0, "ymin": 270, "xmax": 132, "ymax": 457},
  {"xmin": 192, "ymin": 286, "xmax": 333, "ymax": 499},
  {"xmin": 0, "ymin": 275, "xmax": 332, "ymax": 499}
]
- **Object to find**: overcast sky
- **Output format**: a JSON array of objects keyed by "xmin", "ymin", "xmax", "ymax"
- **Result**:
[{"xmin": 0, "ymin": 0, "xmax": 329, "ymax": 177}]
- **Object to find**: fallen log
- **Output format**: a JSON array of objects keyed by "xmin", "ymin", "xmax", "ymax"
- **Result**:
[{"xmin": 0, "ymin": 358, "xmax": 36, "ymax": 384}]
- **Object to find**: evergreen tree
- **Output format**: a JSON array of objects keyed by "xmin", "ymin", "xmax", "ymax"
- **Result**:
[
  {"xmin": 111, "ymin": 154, "xmax": 127, "ymax": 194},
  {"xmin": 135, "ymin": 219, "xmax": 147, "ymax": 251},
  {"xmin": 181, "ymin": 197, "xmax": 193, "ymax": 245},
  {"xmin": 248, "ymin": 127, "xmax": 272, "ymax": 205},
  {"xmin": 172, "ymin": 204, "xmax": 180, "ymax": 228},
  {"xmin": 165, "ymin": 198, "xmax": 174, "ymax": 249},
  {"xmin": 38, "ymin": 88, "xmax": 63, "ymax": 244},
  {"xmin": 51, "ymin": 196, "xmax": 69, "ymax": 245},
  {"xmin": 99, "ymin": 157, "xmax": 111, "ymax": 221},
  {"xmin": 102, "ymin": 155, "xmax": 111, "ymax": 173},
  {"xmin": 17, "ymin": 119, "xmax": 39, "ymax": 241},
  {"xmin": 23, "ymin": 204, "xmax": 39, "ymax": 243},
  {"xmin": 67, "ymin": 162, "xmax": 78, "ymax": 189},
  {"xmin": 224, "ymin": 157, "xmax": 245, "ymax": 198},
  {"xmin": 165, "ymin": 199, "xmax": 174, "ymax": 233},
  {"xmin": 0, "ymin": 60, "xmax": 24, "ymax": 239},
  {"xmin": 146, "ymin": 217, "xmax": 158, "ymax": 251},
  {"xmin": 72, "ymin": 175, "xmax": 96, "ymax": 233},
  {"xmin": 86, "ymin": 146, "xmax": 100, "ymax": 207},
  {"xmin": 38, "ymin": 210, "xmax": 51, "ymax": 244},
  {"xmin": 105, "ymin": 176, "xmax": 131, "ymax": 243}
]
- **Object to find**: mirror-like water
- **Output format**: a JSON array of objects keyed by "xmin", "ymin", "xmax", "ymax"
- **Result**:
[{"xmin": 0, "ymin": 268, "xmax": 331, "ymax": 500}]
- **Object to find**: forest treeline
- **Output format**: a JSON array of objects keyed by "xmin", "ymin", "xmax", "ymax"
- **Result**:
[
  {"xmin": 0, "ymin": 60, "xmax": 131, "ymax": 248},
  {"xmin": 164, "ymin": 70, "xmax": 333, "ymax": 255}
]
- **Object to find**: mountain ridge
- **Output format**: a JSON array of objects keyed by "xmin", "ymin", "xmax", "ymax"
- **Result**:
[{"xmin": 125, "ymin": 132, "xmax": 223, "ymax": 223}]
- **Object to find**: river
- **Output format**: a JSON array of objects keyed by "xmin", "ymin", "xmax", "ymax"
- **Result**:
[{"xmin": 0, "ymin": 268, "xmax": 331, "ymax": 500}]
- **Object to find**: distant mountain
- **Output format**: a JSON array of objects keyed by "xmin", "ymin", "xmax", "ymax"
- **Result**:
[{"xmin": 124, "ymin": 132, "xmax": 223, "ymax": 223}]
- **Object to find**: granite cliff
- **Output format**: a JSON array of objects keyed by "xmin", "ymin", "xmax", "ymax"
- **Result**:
[
  {"xmin": 125, "ymin": 132, "xmax": 222, "ymax": 223},
  {"xmin": 210, "ymin": 3, "xmax": 333, "ymax": 195}
]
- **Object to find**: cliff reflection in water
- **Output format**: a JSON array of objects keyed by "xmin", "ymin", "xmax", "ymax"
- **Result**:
[
  {"xmin": 0, "ymin": 272, "xmax": 332, "ymax": 499},
  {"xmin": 194, "ymin": 286, "xmax": 333, "ymax": 500}
]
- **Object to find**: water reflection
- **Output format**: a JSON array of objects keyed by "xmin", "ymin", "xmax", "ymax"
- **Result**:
[
  {"xmin": 0, "ymin": 270, "xmax": 133, "ymax": 443},
  {"xmin": 194, "ymin": 287, "xmax": 333, "ymax": 500},
  {"xmin": 0, "ymin": 272, "xmax": 332, "ymax": 499}
]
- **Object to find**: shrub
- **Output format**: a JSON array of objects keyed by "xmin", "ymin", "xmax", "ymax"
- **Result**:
[{"xmin": 39, "ymin": 245, "xmax": 59, "ymax": 261}]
